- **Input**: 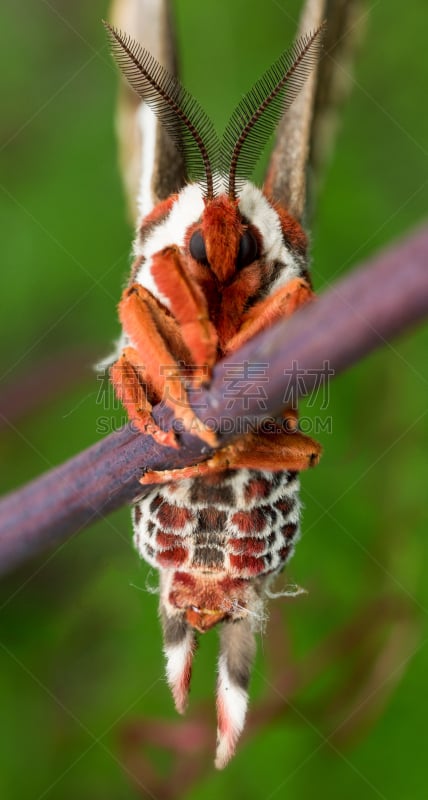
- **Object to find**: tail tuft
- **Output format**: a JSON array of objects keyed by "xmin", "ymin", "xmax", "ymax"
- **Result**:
[
  {"xmin": 161, "ymin": 607, "xmax": 196, "ymax": 714},
  {"xmin": 215, "ymin": 618, "xmax": 256, "ymax": 769}
]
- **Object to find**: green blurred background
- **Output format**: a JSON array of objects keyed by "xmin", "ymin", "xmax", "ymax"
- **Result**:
[{"xmin": 0, "ymin": 1, "xmax": 427, "ymax": 798}]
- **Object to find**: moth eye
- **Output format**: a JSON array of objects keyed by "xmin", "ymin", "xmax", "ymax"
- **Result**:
[
  {"xmin": 189, "ymin": 230, "xmax": 209, "ymax": 265},
  {"xmin": 237, "ymin": 229, "xmax": 259, "ymax": 268}
]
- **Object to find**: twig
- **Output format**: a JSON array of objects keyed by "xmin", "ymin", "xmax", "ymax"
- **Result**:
[{"xmin": 0, "ymin": 225, "xmax": 427, "ymax": 574}]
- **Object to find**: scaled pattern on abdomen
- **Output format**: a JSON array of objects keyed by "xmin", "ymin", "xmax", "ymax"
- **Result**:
[{"xmin": 133, "ymin": 468, "xmax": 301, "ymax": 579}]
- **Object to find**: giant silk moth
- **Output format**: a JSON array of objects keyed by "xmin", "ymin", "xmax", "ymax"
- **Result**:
[{"xmin": 104, "ymin": 10, "xmax": 324, "ymax": 769}]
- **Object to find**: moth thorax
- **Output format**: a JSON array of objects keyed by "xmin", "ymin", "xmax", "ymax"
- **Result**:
[{"xmin": 164, "ymin": 570, "xmax": 260, "ymax": 633}]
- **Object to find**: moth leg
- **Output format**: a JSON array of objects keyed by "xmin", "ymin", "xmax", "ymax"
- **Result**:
[
  {"xmin": 110, "ymin": 347, "xmax": 178, "ymax": 448},
  {"xmin": 280, "ymin": 406, "xmax": 299, "ymax": 432},
  {"xmin": 140, "ymin": 428, "xmax": 321, "ymax": 485},
  {"xmin": 119, "ymin": 283, "xmax": 217, "ymax": 445},
  {"xmin": 220, "ymin": 429, "xmax": 322, "ymax": 471},
  {"xmin": 225, "ymin": 277, "xmax": 314, "ymax": 354},
  {"xmin": 140, "ymin": 454, "xmax": 223, "ymax": 485},
  {"xmin": 149, "ymin": 245, "xmax": 218, "ymax": 379}
]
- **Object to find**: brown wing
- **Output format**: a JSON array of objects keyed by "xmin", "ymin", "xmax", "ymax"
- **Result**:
[
  {"xmin": 264, "ymin": 0, "xmax": 364, "ymax": 223},
  {"xmin": 110, "ymin": 0, "xmax": 186, "ymax": 220}
]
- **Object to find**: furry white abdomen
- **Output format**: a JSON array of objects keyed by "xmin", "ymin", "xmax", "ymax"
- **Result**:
[{"xmin": 132, "ymin": 468, "xmax": 301, "ymax": 579}]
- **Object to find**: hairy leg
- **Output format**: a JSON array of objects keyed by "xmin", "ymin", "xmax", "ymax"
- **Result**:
[
  {"xmin": 150, "ymin": 246, "xmax": 218, "ymax": 374},
  {"xmin": 225, "ymin": 277, "xmax": 314, "ymax": 354},
  {"xmin": 110, "ymin": 346, "xmax": 179, "ymax": 447},
  {"xmin": 118, "ymin": 283, "xmax": 217, "ymax": 445},
  {"xmin": 140, "ymin": 427, "xmax": 322, "ymax": 485}
]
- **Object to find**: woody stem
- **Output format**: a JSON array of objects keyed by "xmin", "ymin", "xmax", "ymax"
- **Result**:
[{"xmin": 0, "ymin": 224, "xmax": 427, "ymax": 574}]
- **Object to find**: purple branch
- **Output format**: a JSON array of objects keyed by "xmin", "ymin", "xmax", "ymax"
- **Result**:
[{"xmin": 0, "ymin": 225, "xmax": 427, "ymax": 574}]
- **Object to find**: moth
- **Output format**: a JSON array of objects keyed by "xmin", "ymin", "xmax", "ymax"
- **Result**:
[{"xmin": 104, "ymin": 13, "xmax": 323, "ymax": 769}]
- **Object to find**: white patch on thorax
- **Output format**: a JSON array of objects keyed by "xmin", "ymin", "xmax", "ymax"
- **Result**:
[
  {"xmin": 134, "ymin": 183, "xmax": 205, "ymax": 308},
  {"xmin": 238, "ymin": 182, "xmax": 302, "ymax": 290}
]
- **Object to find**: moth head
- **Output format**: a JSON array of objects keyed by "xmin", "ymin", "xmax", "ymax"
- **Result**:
[
  {"xmin": 104, "ymin": 21, "xmax": 325, "ymax": 203},
  {"xmin": 186, "ymin": 195, "xmax": 261, "ymax": 284}
]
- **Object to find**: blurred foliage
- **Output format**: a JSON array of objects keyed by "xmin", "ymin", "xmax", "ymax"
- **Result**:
[{"xmin": 0, "ymin": 1, "xmax": 427, "ymax": 798}]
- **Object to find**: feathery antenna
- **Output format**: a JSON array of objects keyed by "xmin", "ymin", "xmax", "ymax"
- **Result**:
[
  {"xmin": 222, "ymin": 23, "xmax": 325, "ymax": 199},
  {"xmin": 103, "ymin": 21, "xmax": 220, "ymax": 198}
]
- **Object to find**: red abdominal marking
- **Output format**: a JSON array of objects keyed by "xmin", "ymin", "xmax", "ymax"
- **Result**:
[
  {"xmin": 156, "ymin": 502, "xmax": 194, "ymax": 530},
  {"xmin": 231, "ymin": 508, "xmax": 268, "ymax": 534},
  {"xmin": 157, "ymin": 547, "xmax": 188, "ymax": 566},
  {"xmin": 229, "ymin": 537, "xmax": 270, "ymax": 555},
  {"xmin": 229, "ymin": 554, "xmax": 266, "ymax": 575},
  {"xmin": 244, "ymin": 477, "xmax": 273, "ymax": 501},
  {"xmin": 155, "ymin": 531, "xmax": 185, "ymax": 549}
]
